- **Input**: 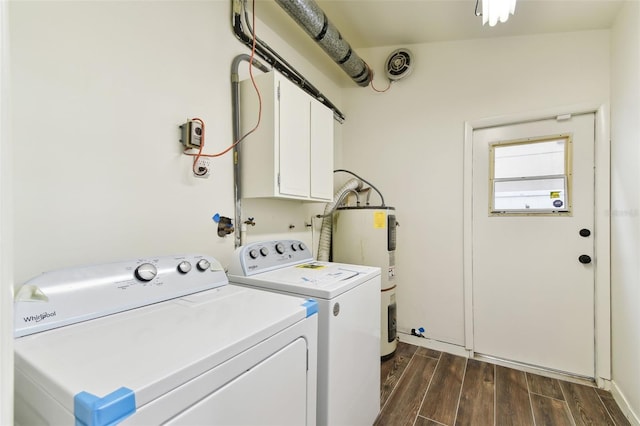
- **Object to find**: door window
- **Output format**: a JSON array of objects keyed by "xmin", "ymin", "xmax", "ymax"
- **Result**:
[{"xmin": 490, "ymin": 135, "xmax": 572, "ymax": 214}]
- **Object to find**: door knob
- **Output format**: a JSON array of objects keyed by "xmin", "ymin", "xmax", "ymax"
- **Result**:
[
  {"xmin": 579, "ymin": 228, "xmax": 591, "ymax": 237},
  {"xmin": 578, "ymin": 255, "xmax": 592, "ymax": 264}
]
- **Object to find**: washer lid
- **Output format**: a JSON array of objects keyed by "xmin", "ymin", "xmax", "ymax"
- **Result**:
[
  {"xmin": 229, "ymin": 261, "xmax": 381, "ymax": 299},
  {"xmin": 14, "ymin": 285, "xmax": 316, "ymax": 422}
]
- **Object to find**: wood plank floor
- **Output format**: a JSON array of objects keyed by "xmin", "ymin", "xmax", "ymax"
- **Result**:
[{"xmin": 376, "ymin": 342, "xmax": 630, "ymax": 426}]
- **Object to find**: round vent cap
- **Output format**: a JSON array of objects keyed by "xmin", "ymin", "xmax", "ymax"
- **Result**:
[{"xmin": 385, "ymin": 48, "xmax": 414, "ymax": 81}]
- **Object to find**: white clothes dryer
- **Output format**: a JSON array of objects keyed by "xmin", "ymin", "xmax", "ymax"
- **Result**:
[
  {"xmin": 228, "ymin": 240, "xmax": 381, "ymax": 426},
  {"xmin": 13, "ymin": 254, "xmax": 318, "ymax": 426}
]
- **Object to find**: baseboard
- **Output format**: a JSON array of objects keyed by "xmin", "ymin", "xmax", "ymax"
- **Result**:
[
  {"xmin": 610, "ymin": 380, "xmax": 640, "ymax": 426},
  {"xmin": 473, "ymin": 354, "xmax": 595, "ymax": 387},
  {"xmin": 397, "ymin": 332, "xmax": 470, "ymax": 358},
  {"xmin": 399, "ymin": 332, "xmax": 596, "ymax": 388}
]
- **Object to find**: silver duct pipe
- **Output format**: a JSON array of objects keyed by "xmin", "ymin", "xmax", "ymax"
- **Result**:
[
  {"xmin": 317, "ymin": 178, "xmax": 363, "ymax": 261},
  {"xmin": 274, "ymin": 0, "xmax": 372, "ymax": 87},
  {"xmin": 233, "ymin": 0, "xmax": 346, "ymax": 121}
]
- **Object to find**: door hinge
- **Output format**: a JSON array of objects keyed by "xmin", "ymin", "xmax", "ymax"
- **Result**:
[
  {"xmin": 277, "ymin": 83, "xmax": 280, "ymax": 100},
  {"xmin": 277, "ymin": 173, "xmax": 280, "ymax": 187}
]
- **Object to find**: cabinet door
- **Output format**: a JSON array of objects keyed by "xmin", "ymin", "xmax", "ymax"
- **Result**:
[
  {"xmin": 310, "ymin": 99, "xmax": 334, "ymax": 201},
  {"xmin": 278, "ymin": 76, "xmax": 310, "ymax": 198},
  {"xmin": 239, "ymin": 72, "xmax": 279, "ymax": 198}
]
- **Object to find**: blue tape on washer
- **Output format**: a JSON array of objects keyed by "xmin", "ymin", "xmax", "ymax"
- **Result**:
[
  {"xmin": 74, "ymin": 387, "xmax": 136, "ymax": 426},
  {"xmin": 303, "ymin": 299, "xmax": 318, "ymax": 317}
]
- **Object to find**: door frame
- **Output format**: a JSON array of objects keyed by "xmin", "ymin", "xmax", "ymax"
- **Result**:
[{"xmin": 463, "ymin": 103, "xmax": 610, "ymax": 386}]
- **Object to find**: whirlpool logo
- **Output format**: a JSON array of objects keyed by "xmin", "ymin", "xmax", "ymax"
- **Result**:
[{"xmin": 23, "ymin": 311, "xmax": 56, "ymax": 324}]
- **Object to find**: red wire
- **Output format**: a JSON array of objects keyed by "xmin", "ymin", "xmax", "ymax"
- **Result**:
[
  {"xmin": 368, "ymin": 64, "xmax": 392, "ymax": 93},
  {"xmin": 184, "ymin": 0, "xmax": 262, "ymax": 165}
]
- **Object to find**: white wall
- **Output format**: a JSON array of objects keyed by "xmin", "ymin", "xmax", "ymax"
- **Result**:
[
  {"xmin": 1, "ymin": 0, "xmax": 13, "ymax": 421},
  {"xmin": 8, "ymin": 0, "xmax": 342, "ymax": 286},
  {"xmin": 611, "ymin": 1, "xmax": 640, "ymax": 422},
  {"xmin": 6, "ymin": 1, "xmax": 342, "ymax": 416},
  {"xmin": 340, "ymin": 31, "xmax": 610, "ymax": 345}
]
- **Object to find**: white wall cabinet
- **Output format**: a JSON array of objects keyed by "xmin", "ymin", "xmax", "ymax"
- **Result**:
[{"xmin": 239, "ymin": 71, "xmax": 334, "ymax": 201}]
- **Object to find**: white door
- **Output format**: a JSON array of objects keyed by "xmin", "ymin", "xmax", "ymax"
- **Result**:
[{"xmin": 472, "ymin": 113, "xmax": 595, "ymax": 378}]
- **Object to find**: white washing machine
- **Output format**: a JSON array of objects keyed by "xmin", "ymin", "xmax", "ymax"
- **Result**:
[
  {"xmin": 228, "ymin": 240, "xmax": 381, "ymax": 426},
  {"xmin": 13, "ymin": 254, "xmax": 318, "ymax": 425}
]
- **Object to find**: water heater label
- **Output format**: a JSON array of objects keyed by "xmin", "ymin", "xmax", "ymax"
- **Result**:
[{"xmin": 373, "ymin": 212, "xmax": 387, "ymax": 229}]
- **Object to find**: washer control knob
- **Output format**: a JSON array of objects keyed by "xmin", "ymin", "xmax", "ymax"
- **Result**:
[
  {"xmin": 196, "ymin": 259, "xmax": 211, "ymax": 271},
  {"xmin": 260, "ymin": 247, "xmax": 269, "ymax": 257},
  {"xmin": 275, "ymin": 243, "xmax": 285, "ymax": 254},
  {"xmin": 135, "ymin": 263, "xmax": 157, "ymax": 282},
  {"xmin": 177, "ymin": 261, "xmax": 192, "ymax": 274},
  {"xmin": 249, "ymin": 249, "xmax": 259, "ymax": 259},
  {"xmin": 298, "ymin": 243, "xmax": 305, "ymax": 251},
  {"xmin": 291, "ymin": 243, "xmax": 298, "ymax": 251}
]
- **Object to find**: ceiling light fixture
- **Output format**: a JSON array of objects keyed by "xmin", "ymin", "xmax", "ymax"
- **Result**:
[{"xmin": 476, "ymin": 0, "xmax": 517, "ymax": 26}]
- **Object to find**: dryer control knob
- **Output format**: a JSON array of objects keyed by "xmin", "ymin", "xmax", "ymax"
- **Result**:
[
  {"xmin": 275, "ymin": 243, "xmax": 285, "ymax": 254},
  {"xmin": 135, "ymin": 263, "xmax": 157, "ymax": 282},
  {"xmin": 249, "ymin": 249, "xmax": 259, "ymax": 259},
  {"xmin": 196, "ymin": 259, "xmax": 211, "ymax": 271},
  {"xmin": 177, "ymin": 261, "xmax": 192, "ymax": 274},
  {"xmin": 260, "ymin": 247, "xmax": 269, "ymax": 257},
  {"xmin": 298, "ymin": 243, "xmax": 305, "ymax": 251}
]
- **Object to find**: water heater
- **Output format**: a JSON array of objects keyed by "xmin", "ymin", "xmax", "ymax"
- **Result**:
[{"xmin": 332, "ymin": 206, "xmax": 398, "ymax": 358}]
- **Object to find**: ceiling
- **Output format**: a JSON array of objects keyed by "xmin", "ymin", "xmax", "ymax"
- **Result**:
[{"xmin": 254, "ymin": 0, "xmax": 625, "ymax": 85}]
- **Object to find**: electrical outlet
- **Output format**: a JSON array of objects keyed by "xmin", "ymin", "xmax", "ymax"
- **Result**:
[{"xmin": 194, "ymin": 157, "xmax": 211, "ymax": 178}]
